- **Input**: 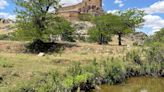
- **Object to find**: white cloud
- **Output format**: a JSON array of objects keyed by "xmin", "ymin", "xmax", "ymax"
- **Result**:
[
  {"xmin": 107, "ymin": 10, "xmax": 120, "ymax": 14},
  {"xmin": 0, "ymin": 12, "xmax": 16, "ymax": 20},
  {"xmin": 0, "ymin": 0, "xmax": 9, "ymax": 9},
  {"xmin": 143, "ymin": 1, "xmax": 164, "ymax": 14},
  {"xmin": 114, "ymin": 0, "xmax": 124, "ymax": 7},
  {"xmin": 140, "ymin": 1, "xmax": 164, "ymax": 34},
  {"xmin": 106, "ymin": 10, "xmax": 164, "ymax": 35},
  {"xmin": 60, "ymin": 0, "xmax": 82, "ymax": 6},
  {"xmin": 143, "ymin": 15, "xmax": 164, "ymax": 34}
]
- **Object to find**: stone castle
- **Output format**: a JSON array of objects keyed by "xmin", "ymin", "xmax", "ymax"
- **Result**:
[{"xmin": 57, "ymin": 0, "xmax": 103, "ymax": 20}]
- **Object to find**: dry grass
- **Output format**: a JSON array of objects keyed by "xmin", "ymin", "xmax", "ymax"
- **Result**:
[
  {"xmin": 0, "ymin": 39, "xmax": 137, "ymax": 91},
  {"xmin": 0, "ymin": 23, "xmax": 15, "ymax": 35}
]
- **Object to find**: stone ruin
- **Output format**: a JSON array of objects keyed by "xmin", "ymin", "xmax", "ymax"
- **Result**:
[{"xmin": 57, "ymin": 0, "xmax": 103, "ymax": 20}]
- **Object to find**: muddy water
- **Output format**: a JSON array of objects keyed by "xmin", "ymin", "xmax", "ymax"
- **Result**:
[{"xmin": 93, "ymin": 77, "xmax": 164, "ymax": 92}]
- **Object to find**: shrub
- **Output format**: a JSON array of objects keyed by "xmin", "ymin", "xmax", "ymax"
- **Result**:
[
  {"xmin": 88, "ymin": 27, "xmax": 112, "ymax": 44},
  {"xmin": 83, "ymin": 59, "xmax": 100, "ymax": 77},
  {"xmin": 67, "ymin": 62, "xmax": 82, "ymax": 77},
  {"xmin": 126, "ymin": 49, "xmax": 142, "ymax": 65},
  {"xmin": 74, "ymin": 73, "xmax": 93, "ymax": 85},
  {"xmin": 0, "ymin": 57, "xmax": 13, "ymax": 68},
  {"xmin": 0, "ymin": 34, "xmax": 9, "ymax": 40},
  {"xmin": 103, "ymin": 58, "xmax": 126, "ymax": 84},
  {"xmin": 26, "ymin": 39, "xmax": 64, "ymax": 53},
  {"xmin": 62, "ymin": 76, "xmax": 74, "ymax": 90},
  {"xmin": 78, "ymin": 13, "xmax": 94, "ymax": 21}
]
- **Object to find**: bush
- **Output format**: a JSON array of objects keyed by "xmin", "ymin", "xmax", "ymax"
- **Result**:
[
  {"xmin": 103, "ymin": 58, "xmax": 126, "ymax": 84},
  {"xmin": 26, "ymin": 39, "xmax": 64, "ymax": 53},
  {"xmin": 126, "ymin": 49, "xmax": 142, "ymax": 65},
  {"xmin": 61, "ymin": 30, "xmax": 75, "ymax": 42},
  {"xmin": 83, "ymin": 59, "xmax": 100, "ymax": 77},
  {"xmin": 67, "ymin": 62, "xmax": 82, "ymax": 77},
  {"xmin": 78, "ymin": 13, "xmax": 94, "ymax": 21},
  {"xmin": 88, "ymin": 27, "xmax": 112, "ymax": 44},
  {"xmin": 0, "ymin": 57, "xmax": 13, "ymax": 68},
  {"xmin": 0, "ymin": 34, "xmax": 9, "ymax": 40},
  {"xmin": 0, "ymin": 33, "xmax": 16, "ymax": 40}
]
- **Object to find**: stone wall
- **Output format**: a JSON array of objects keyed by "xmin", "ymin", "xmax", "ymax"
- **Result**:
[{"xmin": 57, "ymin": 0, "xmax": 103, "ymax": 20}]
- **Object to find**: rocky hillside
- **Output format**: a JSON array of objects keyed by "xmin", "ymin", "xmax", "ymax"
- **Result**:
[
  {"xmin": 125, "ymin": 32, "xmax": 148, "ymax": 46},
  {"xmin": 72, "ymin": 21, "xmax": 94, "ymax": 41},
  {"xmin": 72, "ymin": 21, "xmax": 148, "ymax": 45},
  {"xmin": 0, "ymin": 18, "xmax": 15, "ymax": 34}
]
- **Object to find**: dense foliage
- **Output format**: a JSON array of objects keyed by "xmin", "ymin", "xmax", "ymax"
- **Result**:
[
  {"xmin": 145, "ymin": 28, "xmax": 164, "ymax": 47},
  {"xmin": 78, "ymin": 13, "xmax": 94, "ymax": 21},
  {"xmin": 14, "ymin": 0, "xmax": 74, "ymax": 42},
  {"xmin": 89, "ymin": 9, "xmax": 145, "ymax": 45}
]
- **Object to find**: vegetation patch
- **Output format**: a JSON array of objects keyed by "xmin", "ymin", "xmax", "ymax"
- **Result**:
[{"xmin": 0, "ymin": 57, "xmax": 14, "ymax": 68}]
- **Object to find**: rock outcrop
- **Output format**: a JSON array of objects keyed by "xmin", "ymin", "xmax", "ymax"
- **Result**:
[
  {"xmin": 72, "ymin": 21, "xmax": 94, "ymax": 41},
  {"xmin": 0, "ymin": 18, "xmax": 15, "ymax": 32},
  {"xmin": 126, "ymin": 32, "xmax": 148, "ymax": 46},
  {"xmin": 57, "ymin": 0, "xmax": 103, "ymax": 20}
]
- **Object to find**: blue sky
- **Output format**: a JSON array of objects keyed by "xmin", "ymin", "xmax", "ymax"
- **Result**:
[{"xmin": 0, "ymin": 0, "xmax": 164, "ymax": 35}]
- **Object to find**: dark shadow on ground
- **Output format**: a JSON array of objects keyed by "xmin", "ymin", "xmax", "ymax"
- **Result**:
[{"xmin": 26, "ymin": 39, "xmax": 78, "ymax": 53}]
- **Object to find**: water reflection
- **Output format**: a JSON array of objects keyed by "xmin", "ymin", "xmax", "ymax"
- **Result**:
[{"xmin": 92, "ymin": 77, "xmax": 164, "ymax": 92}]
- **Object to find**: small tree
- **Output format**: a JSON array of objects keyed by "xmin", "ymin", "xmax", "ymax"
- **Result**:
[
  {"xmin": 89, "ymin": 8, "xmax": 145, "ymax": 45},
  {"xmin": 78, "ymin": 13, "xmax": 94, "ymax": 21},
  {"xmin": 153, "ymin": 28, "xmax": 164, "ymax": 42},
  {"xmin": 89, "ymin": 14, "xmax": 113, "ymax": 44},
  {"xmin": 102, "ymin": 14, "xmax": 131, "ymax": 45},
  {"xmin": 88, "ymin": 27, "xmax": 111, "ymax": 43},
  {"xmin": 111, "ymin": 9, "xmax": 145, "ymax": 45}
]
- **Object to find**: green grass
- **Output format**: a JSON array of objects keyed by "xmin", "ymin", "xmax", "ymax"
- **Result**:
[{"xmin": 0, "ymin": 41, "xmax": 163, "ymax": 92}]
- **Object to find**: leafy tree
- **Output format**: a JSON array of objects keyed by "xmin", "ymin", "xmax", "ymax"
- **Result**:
[
  {"xmin": 48, "ymin": 17, "xmax": 75, "ymax": 42},
  {"xmin": 101, "ymin": 14, "xmax": 131, "ymax": 45},
  {"xmin": 88, "ymin": 27, "xmax": 111, "ymax": 43},
  {"xmin": 14, "ymin": 0, "xmax": 74, "ymax": 41},
  {"xmin": 78, "ymin": 13, "xmax": 94, "ymax": 21},
  {"xmin": 110, "ymin": 9, "xmax": 145, "ymax": 45},
  {"xmin": 89, "ymin": 14, "xmax": 113, "ymax": 44},
  {"xmin": 153, "ymin": 28, "xmax": 164, "ymax": 42},
  {"xmin": 119, "ymin": 8, "xmax": 145, "ymax": 31},
  {"xmin": 145, "ymin": 28, "xmax": 164, "ymax": 47},
  {"xmin": 89, "ymin": 9, "xmax": 145, "ymax": 45}
]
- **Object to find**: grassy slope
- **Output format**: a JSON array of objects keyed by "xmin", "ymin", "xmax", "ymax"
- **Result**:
[
  {"xmin": 0, "ymin": 23, "xmax": 15, "ymax": 35},
  {"xmin": 0, "ymin": 36, "xmax": 140, "ymax": 91}
]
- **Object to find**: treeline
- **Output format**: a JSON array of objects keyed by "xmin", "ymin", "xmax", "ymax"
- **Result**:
[{"xmin": 8, "ymin": 0, "xmax": 145, "ymax": 46}]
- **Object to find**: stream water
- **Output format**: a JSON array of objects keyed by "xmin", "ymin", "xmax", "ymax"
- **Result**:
[{"xmin": 92, "ymin": 77, "xmax": 164, "ymax": 92}]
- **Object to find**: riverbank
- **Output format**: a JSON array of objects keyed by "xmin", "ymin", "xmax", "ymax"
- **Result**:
[
  {"xmin": 0, "ymin": 42, "xmax": 163, "ymax": 92},
  {"xmin": 92, "ymin": 77, "xmax": 164, "ymax": 92}
]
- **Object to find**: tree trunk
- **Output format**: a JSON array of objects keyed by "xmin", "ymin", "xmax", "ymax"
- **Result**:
[
  {"xmin": 99, "ymin": 33, "xmax": 103, "ymax": 45},
  {"xmin": 118, "ymin": 33, "xmax": 122, "ymax": 46}
]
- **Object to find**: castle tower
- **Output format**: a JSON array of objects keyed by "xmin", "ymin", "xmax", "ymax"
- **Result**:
[
  {"xmin": 57, "ymin": 0, "xmax": 103, "ymax": 20},
  {"xmin": 83, "ymin": 0, "xmax": 102, "ymax": 7},
  {"xmin": 81, "ymin": 0, "xmax": 103, "ymax": 15}
]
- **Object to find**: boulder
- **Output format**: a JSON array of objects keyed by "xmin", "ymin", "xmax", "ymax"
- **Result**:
[
  {"xmin": 71, "ymin": 21, "xmax": 94, "ymax": 41},
  {"xmin": 38, "ymin": 52, "xmax": 45, "ymax": 57},
  {"xmin": 126, "ymin": 32, "xmax": 148, "ymax": 46}
]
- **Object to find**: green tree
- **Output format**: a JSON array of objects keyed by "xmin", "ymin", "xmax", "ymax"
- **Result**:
[
  {"xmin": 89, "ymin": 14, "xmax": 113, "ymax": 44},
  {"xmin": 14, "ymin": 0, "xmax": 74, "ymax": 41},
  {"xmin": 101, "ymin": 14, "xmax": 131, "ymax": 46},
  {"xmin": 111, "ymin": 9, "xmax": 145, "ymax": 45},
  {"xmin": 119, "ymin": 8, "xmax": 145, "ymax": 31},
  {"xmin": 89, "ymin": 9, "xmax": 145, "ymax": 45},
  {"xmin": 153, "ymin": 28, "xmax": 164, "ymax": 42},
  {"xmin": 88, "ymin": 27, "xmax": 111, "ymax": 43},
  {"xmin": 78, "ymin": 13, "xmax": 94, "ymax": 21}
]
